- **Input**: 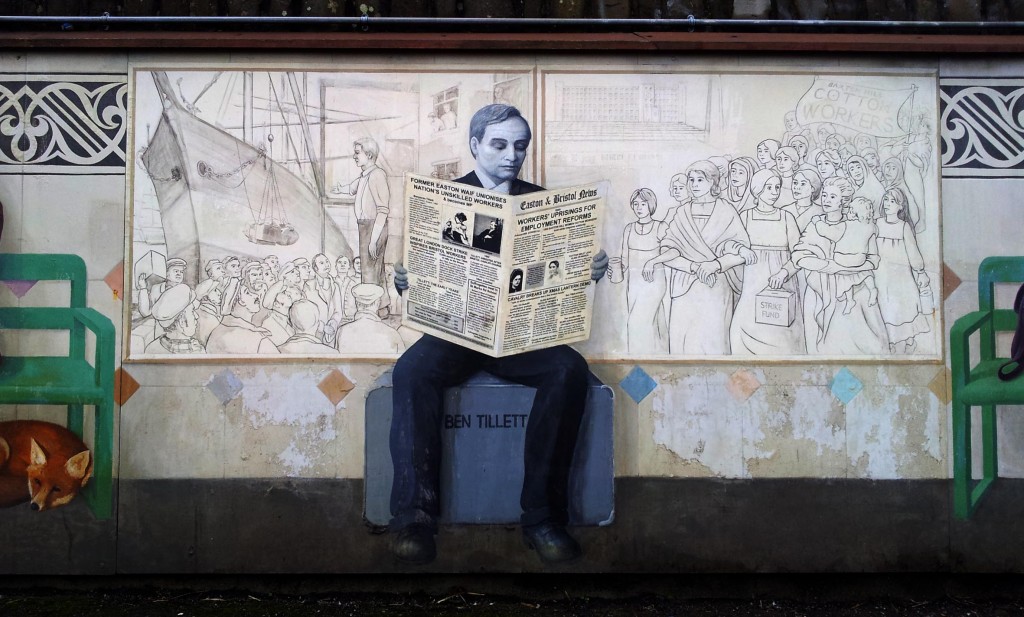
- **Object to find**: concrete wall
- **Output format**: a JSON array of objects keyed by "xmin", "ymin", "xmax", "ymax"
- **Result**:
[{"xmin": 2, "ymin": 49, "xmax": 1023, "ymax": 574}]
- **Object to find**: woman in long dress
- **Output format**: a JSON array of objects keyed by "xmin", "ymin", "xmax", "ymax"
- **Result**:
[
  {"xmin": 792, "ymin": 176, "xmax": 889, "ymax": 355},
  {"xmin": 881, "ymin": 157, "xmax": 923, "ymax": 233},
  {"xmin": 608, "ymin": 188, "xmax": 669, "ymax": 354},
  {"xmin": 874, "ymin": 187, "xmax": 932, "ymax": 354},
  {"xmin": 782, "ymin": 167, "xmax": 825, "ymax": 351},
  {"xmin": 643, "ymin": 160, "xmax": 753, "ymax": 355},
  {"xmin": 730, "ymin": 169, "xmax": 805, "ymax": 355}
]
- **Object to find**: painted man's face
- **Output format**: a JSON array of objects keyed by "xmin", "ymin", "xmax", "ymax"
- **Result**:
[
  {"xmin": 470, "ymin": 116, "xmax": 531, "ymax": 184},
  {"xmin": 353, "ymin": 144, "xmax": 370, "ymax": 168},
  {"xmin": 314, "ymin": 255, "xmax": 330, "ymax": 276},
  {"xmin": 167, "ymin": 266, "xmax": 185, "ymax": 284},
  {"xmin": 225, "ymin": 259, "xmax": 241, "ymax": 278}
]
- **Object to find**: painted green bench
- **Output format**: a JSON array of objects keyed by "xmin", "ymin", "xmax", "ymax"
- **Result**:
[
  {"xmin": 0, "ymin": 253, "xmax": 115, "ymax": 520},
  {"xmin": 950, "ymin": 256, "xmax": 1024, "ymax": 519}
]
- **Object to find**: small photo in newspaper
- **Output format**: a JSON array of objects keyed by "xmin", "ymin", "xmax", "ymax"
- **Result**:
[
  {"xmin": 543, "ymin": 258, "xmax": 564, "ymax": 286},
  {"xmin": 471, "ymin": 214, "xmax": 503, "ymax": 256},
  {"xmin": 508, "ymin": 268, "xmax": 524, "ymax": 294},
  {"xmin": 440, "ymin": 208, "xmax": 473, "ymax": 248}
]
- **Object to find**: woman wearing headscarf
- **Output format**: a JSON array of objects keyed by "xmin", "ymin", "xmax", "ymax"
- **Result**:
[
  {"xmin": 846, "ymin": 154, "xmax": 885, "ymax": 217},
  {"xmin": 725, "ymin": 156, "xmax": 758, "ymax": 213}
]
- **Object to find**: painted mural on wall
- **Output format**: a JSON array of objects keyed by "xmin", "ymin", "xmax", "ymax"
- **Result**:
[{"xmin": 128, "ymin": 66, "xmax": 940, "ymax": 361}]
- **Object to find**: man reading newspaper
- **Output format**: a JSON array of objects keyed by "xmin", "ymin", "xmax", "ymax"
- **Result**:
[{"xmin": 391, "ymin": 104, "xmax": 608, "ymax": 566}]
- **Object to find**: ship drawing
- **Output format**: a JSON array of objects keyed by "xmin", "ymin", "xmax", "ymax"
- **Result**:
[{"xmin": 138, "ymin": 71, "xmax": 353, "ymax": 285}]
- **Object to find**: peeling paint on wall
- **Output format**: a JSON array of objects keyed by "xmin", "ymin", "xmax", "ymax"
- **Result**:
[
  {"xmin": 239, "ymin": 369, "xmax": 344, "ymax": 476},
  {"xmin": 650, "ymin": 372, "xmax": 745, "ymax": 478}
]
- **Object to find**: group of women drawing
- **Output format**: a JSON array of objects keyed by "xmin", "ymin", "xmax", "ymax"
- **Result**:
[{"xmin": 608, "ymin": 118, "xmax": 933, "ymax": 357}]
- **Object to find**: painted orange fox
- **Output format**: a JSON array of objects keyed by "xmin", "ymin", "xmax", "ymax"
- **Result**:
[{"xmin": 0, "ymin": 420, "xmax": 92, "ymax": 511}]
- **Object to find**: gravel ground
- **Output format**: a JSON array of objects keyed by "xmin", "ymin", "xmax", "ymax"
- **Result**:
[{"xmin": 2, "ymin": 589, "xmax": 1024, "ymax": 617}]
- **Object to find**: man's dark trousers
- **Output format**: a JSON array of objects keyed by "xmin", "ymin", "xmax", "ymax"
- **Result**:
[{"xmin": 389, "ymin": 333, "xmax": 589, "ymax": 531}]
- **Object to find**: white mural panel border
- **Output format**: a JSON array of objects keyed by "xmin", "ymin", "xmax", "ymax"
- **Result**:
[{"xmin": 124, "ymin": 59, "xmax": 941, "ymax": 363}]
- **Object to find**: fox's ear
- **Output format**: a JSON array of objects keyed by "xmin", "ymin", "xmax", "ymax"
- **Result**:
[
  {"xmin": 0, "ymin": 437, "xmax": 8, "ymax": 467},
  {"xmin": 66, "ymin": 450, "xmax": 91, "ymax": 481},
  {"xmin": 29, "ymin": 439, "xmax": 47, "ymax": 466}
]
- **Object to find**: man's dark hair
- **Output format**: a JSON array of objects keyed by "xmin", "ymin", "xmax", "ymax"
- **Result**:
[{"xmin": 468, "ymin": 104, "xmax": 531, "ymax": 154}]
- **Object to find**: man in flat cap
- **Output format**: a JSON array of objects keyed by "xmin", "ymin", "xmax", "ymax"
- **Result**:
[
  {"xmin": 335, "ymin": 284, "xmax": 405, "ymax": 355},
  {"xmin": 143, "ymin": 284, "xmax": 204, "ymax": 354}
]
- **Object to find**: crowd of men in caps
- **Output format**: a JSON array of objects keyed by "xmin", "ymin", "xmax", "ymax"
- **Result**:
[{"xmin": 132, "ymin": 252, "xmax": 409, "ymax": 355}]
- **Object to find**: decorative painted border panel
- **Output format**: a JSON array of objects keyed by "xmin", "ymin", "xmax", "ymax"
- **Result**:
[
  {"xmin": 0, "ymin": 72, "xmax": 128, "ymax": 175},
  {"xmin": 940, "ymin": 78, "xmax": 1024, "ymax": 179}
]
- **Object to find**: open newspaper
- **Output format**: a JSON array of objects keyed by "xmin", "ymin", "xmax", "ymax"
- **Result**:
[{"xmin": 401, "ymin": 173, "xmax": 604, "ymax": 357}]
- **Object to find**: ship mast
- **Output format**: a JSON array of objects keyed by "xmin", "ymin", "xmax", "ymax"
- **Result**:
[{"xmin": 285, "ymin": 72, "xmax": 328, "ymax": 252}]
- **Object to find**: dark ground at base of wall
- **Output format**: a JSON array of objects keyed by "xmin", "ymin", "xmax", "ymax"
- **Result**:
[
  {"xmin": 3, "ymin": 477, "xmax": 1024, "ymax": 574},
  {"xmin": 3, "ymin": 574, "xmax": 1024, "ymax": 616}
]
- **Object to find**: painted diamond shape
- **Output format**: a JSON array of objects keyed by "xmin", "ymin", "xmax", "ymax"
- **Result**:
[
  {"xmin": 319, "ymin": 368, "xmax": 355, "ymax": 407},
  {"xmin": 830, "ymin": 367, "xmax": 863, "ymax": 405},
  {"xmin": 114, "ymin": 367, "xmax": 141, "ymax": 406},
  {"xmin": 2, "ymin": 280, "xmax": 37, "ymax": 298},
  {"xmin": 620, "ymin": 366, "xmax": 657, "ymax": 404},
  {"xmin": 105, "ymin": 261, "xmax": 124, "ymax": 301},
  {"xmin": 928, "ymin": 367, "xmax": 952, "ymax": 405},
  {"xmin": 942, "ymin": 262, "xmax": 962, "ymax": 302},
  {"xmin": 206, "ymin": 369, "xmax": 243, "ymax": 405},
  {"xmin": 727, "ymin": 369, "xmax": 762, "ymax": 402}
]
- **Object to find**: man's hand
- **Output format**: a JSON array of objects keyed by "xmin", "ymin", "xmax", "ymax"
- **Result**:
[
  {"xmin": 394, "ymin": 262, "xmax": 409, "ymax": 296},
  {"xmin": 590, "ymin": 250, "xmax": 609, "ymax": 283}
]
